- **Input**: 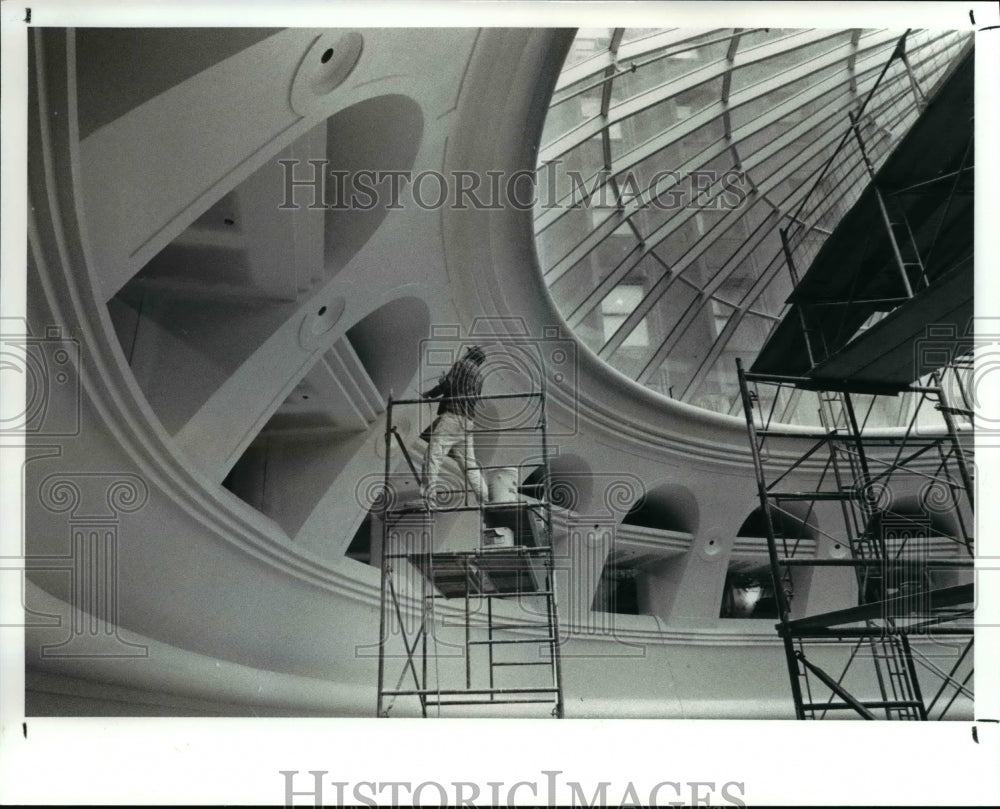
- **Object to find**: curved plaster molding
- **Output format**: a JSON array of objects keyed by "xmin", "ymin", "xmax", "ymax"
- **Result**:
[
  {"xmin": 27, "ymin": 29, "xmax": 402, "ymax": 601},
  {"xmin": 24, "ymin": 582, "xmax": 373, "ymax": 715}
]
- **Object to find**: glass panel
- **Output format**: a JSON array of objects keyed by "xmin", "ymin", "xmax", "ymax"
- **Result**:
[
  {"xmin": 548, "ymin": 254, "xmax": 599, "ymax": 312},
  {"xmin": 781, "ymin": 388, "xmax": 822, "ymax": 425},
  {"xmin": 661, "ymin": 214, "xmax": 722, "ymax": 277},
  {"xmin": 850, "ymin": 393, "xmax": 915, "ymax": 429},
  {"xmin": 591, "ymin": 237, "xmax": 644, "ymax": 293},
  {"xmin": 720, "ymin": 310, "xmax": 772, "ymax": 355},
  {"xmin": 731, "ymin": 32, "xmax": 848, "ymax": 95},
  {"xmin": 672, "ymin": 75, "xmax": 725, "ymax": 119},
  {"xmin": 646, "ymin": 277, "xmax": 702, "ymax": 338},
  {"xmin": 750, "ymin": 120, "xmax": 838, "ymax": 199},
  {"xmin": 549, "ymin": 73, "xmax": 602, "ymax": 109},
  {"xmin": 588, "ymin": 207, "xmax": 634, "ymax": 237},
  {"xmin": 621, "ymin": 28, "xmax": 674, "ymax": 45},
  {"xmin": 739, "ymin": 116, "xmax": 802, "ymax": 164},
  {"xmin": 714, "ymin": 259, "xmax": 757, "ymax": 307},
  {"xmin": 643, "ymin": 294, "xmax": 715, "ymax": 396},
  {"xmin": 736, "ymin": 28, "xmax": 806, "ymax": 52},
  {"xmin": 688, "ymin": 362, "xmax": 742, "ymax": 418},
  {"xmin": 573, "ymin": 307, "xmax": 607, "ymax": 355},
  {"xmin": 631, "ymin": 193, "xmax": 678, "ymax": 237},
  {"xmin": 560, "ymin": 235, "xmax": 646, "ymax": 320},
  {"xmin": 562, "ymin": 28, "xmax": 613, "ymax": 71},
  {"xmin": 601, "ymin": 284, "xmax": 649, "ymax": 348},
  {"xmin": 743, "ymin": 251, "xmax": 789, "ymax": 315},
  {"xmin": 729, "ymin": 63, "xmax": 847, "ymax": 132},
  {"xmin": 615, "ymin": 116, "xmax": 726, "ymax": 178},
  {"xmin": 611, "ymin": 82, "xmax": 721, "ymax": 163},
  {"xmin": 534, "ymin": 206, "xmax": 593, "ymax": 270},
  {"xmin": 709, "ymin": 297, "xmax": 738, "ymax": 337},
  {"xmin": 602, "ymin": 284, "xmax": 643, "ymax": 315},
  {"xmin": 606, "ymin": 331, "xmax": 651, "ymax": 378},
  {"xmin": 563, "ymin": 133, "xmax": 608, "ymax": 190},
  {"xmin": 686, "ymin": 311, "xmax": 776, "ymax": 413},
  {"xmin": 611, "ymin": 32, "xmax": 730, "ymax": 106},
  {"xmin": 541, "ymin": 85, "xmax": 605, "ymax": 148},
  {"xmin": 543, "ymin": 136, "xmax": 608, "ymax": 209}
]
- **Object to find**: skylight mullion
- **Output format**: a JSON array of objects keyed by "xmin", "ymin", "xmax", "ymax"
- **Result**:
[
  {"xmin": 540, "ymin": 28, "xmax": 858, "ymax": 166},
  {"xmin": 535, "ymin": 26, "xmax": 972, "ymax": 418},
  {"xmin": 549, "ymin": 101, "xmax": 847, "ymax": 310},
  {"xmin": 616, "ymin": 120, "xmax": 855, "ymax": 363},
  {"xmin": 534, "ymin": 28, "xmax": 909, "ymax": 234}
]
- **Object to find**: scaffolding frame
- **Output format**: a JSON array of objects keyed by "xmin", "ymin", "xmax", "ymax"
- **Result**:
[
  {"xmin": 732, "ymin": 27, "xmax": 976, "ymax": 719},
  {"xmin": 736, "ymin": 360, "xmax": 974, "ymax": 720},
  {"xmin": 754, "ymin": 30, "xmax": 974, "ymax": 396},
  {"xmin": 375, "ymin": 389, "xmax": 564, "ymax": 718}
]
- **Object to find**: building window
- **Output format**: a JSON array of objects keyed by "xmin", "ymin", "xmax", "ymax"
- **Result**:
[
  {"xmin": 719, "ymin": 563, "xmax": 788, "ymax": 619},
  {"xmin": 601, "ymin": 284, "xmax": 649, "ymax": 347}
]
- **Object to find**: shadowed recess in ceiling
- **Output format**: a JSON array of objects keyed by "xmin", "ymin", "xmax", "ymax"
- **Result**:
[
  {"xmin": 324, "ymin": 94, "xmax": 424, "ymax": 271},
  {"xmin": 737, "ymin": 502, "xmax": 819, "ymax": 541},
  {"xmin": 519, "ymin": 453, "xmax": 594, "ymax": 512},
  {"xmin": 75, "ymin": 28, "xmax": 279, "ymax": 140},
  {"xmin": 346, "ymin": 296, "xmax": 430, "ymax": 402},
  {"xmin": 622, "ymin": 482, "xmax": 699, "ymax": 535}
]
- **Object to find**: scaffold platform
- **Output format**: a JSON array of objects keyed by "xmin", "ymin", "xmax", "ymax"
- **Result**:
[{"xmin": 374, "ymin": 388, "xmax": 564, "ymax": 718}]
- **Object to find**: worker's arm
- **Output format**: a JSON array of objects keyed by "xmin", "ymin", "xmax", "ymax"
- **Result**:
[{"xmin": 422, "ymin": 372, "xmax": 449, "ymax": 399}]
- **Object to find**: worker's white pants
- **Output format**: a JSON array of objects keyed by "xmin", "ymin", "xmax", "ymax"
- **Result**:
[{"xmin": 420, "ymin": 413, "xmax": 488, "ymax": 506}]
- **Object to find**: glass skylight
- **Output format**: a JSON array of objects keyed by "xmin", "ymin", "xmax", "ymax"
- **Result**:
[{"xmin": 534, "ymin": 27, "xmax": 973, "ymax": 425}]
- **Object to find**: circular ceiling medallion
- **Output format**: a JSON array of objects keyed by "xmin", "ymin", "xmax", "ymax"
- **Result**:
[
  {"xmin": 290, "ymin": 32, "xmax": 364, "ymax": 116},
  {"xmin": 298, "ymin": 297, "xmax": 346, "ymax": 350}
]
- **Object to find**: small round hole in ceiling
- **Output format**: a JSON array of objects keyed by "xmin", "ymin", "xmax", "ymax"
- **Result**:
[
  {"xmin": 290, "ymin": 32, "xmax": 364, "ymax": 116},
  {"xmin": 298, "ymin": 297, "xmax": 346, "ymax": 348}
]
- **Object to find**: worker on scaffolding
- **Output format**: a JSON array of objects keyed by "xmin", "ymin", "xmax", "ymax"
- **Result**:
[{"xmin": 420, "ymin": 344, "xmax": 489, "ymax": 509}]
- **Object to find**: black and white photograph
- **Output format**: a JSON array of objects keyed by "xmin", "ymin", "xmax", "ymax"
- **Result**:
[{"xmin": 1, "ymin": 1, "xmax": 998, "ymax": 805}]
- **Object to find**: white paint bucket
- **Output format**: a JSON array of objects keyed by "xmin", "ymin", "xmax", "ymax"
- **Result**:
[{"xmin": 488, "ymin": 467, "xmax": 520, "ymax": 503}]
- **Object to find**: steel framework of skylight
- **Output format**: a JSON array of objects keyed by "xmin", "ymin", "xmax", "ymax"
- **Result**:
[{"xmin": 533, "ymin": 27, "xmax": 972, "ymax": 425}]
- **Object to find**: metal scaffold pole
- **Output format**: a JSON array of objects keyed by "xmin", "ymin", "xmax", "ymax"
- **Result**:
[
  {"xmin": 733, "ymin": 35, "xmax": 974, "ymax": 719},
  {"xmin": 736, "ymin": 359, "xmax": 808, "ymax": 719},
  {"xmin": 375, "ymin": 375, "xmax": 564, "ymax": 717},
  {"xmin": 375, "ymin": 398, "xmax": 394, "ymax": 718},
  {"xmin": 736, "ymin": 359, "xmax": 974, "ymax": 720}
]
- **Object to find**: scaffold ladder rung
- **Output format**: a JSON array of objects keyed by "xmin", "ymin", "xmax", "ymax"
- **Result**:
[
  {"xmin": 736, "ymin": 339, "xmax": 974, "ymax": 722},
  {"xmin": 376, "ymin": 387, "xmax": 564, "ymax": 719}
]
